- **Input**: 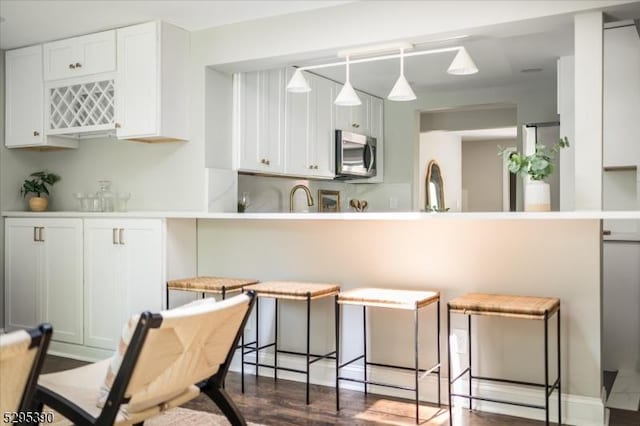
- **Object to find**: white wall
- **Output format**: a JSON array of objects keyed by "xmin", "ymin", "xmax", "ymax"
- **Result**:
[
  {"xmin": 421, "ymin": 107, "xmax": 517, "ymax": 133},
  {"xmin": 574, "ymin": 12, "xmax": 604, "ymax": 210},
  {"xmin": 418, "ymin": 131, "xmax": 462, "ymax": 212},
  {"xmin": 462, "ymin": 139, "xmax": 515, "ymax": 212},
  {"xmin": 197, "ymin": 218, "xmax": 603, "ymax": 423},
  {"xmin": 558, "ymin": 56, "xmax": 575, "ymax": 211}
]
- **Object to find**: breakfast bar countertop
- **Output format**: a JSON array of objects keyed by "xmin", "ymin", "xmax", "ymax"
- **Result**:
[{"xmin": 2, "ymin": 210, "xmax": 640, "ymax": 220}]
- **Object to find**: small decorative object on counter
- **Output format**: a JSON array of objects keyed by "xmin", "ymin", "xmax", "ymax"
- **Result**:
[
  {"xmin": 20, "ymin": 171, "xmax": 61, "ymax": 212},
  {"xmin": 97, "ymin": 180, "xmax": 115, "ymax": 212},
  {"xmin": 115, "ymin": 193, "xmax": 131, "ymax": 212},
  {"xmin": 318, "ymin": 190, "xmax": 341, "ymax": 212},
  {"xmin": 238, "ymin": 192, "xmax": 250, "ymax": 213},
  {"xmin": 349, "ymin": 198, "xmax": 368, "ymax": 212},
  {"xmin": 499, "ymin": 137, "xmax": 569, "ymax": 212}
]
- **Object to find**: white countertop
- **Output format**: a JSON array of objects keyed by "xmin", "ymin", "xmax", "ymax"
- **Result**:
[{"xmin": 2, "ymin": 210, "xmax": 640, "ymax": 220}]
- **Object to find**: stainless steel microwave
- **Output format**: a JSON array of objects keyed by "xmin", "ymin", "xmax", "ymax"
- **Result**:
[{"xmin": 335, "ymin": 130, "xmax": 377, "ymax": 179}]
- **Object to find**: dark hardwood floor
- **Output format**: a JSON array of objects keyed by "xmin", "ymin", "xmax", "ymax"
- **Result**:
[{"xmin": 41, "ymin": 356, "xmax": 640, "ymax": 425}]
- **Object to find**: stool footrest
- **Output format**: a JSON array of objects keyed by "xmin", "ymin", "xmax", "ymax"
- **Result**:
[
  {"xmin": 243, "ymin": 361, "xmax": 307, "ymax": 375},
  {"xmin": 276, "ymin": 349, "xmax": 336, "ymax": 363},
  {"xmin": 547, "ymin": 378, "xmax": 561, "ymax": 397},
  {"xmin": 450, "ymin": 393, "xmax": 545, "ymax": 410},
  {"xmin": 366, "ymin": 361, "xmax": 433, "ymax": 375},
  {"xmin": 339, "ymin": 355, "xmax": 365, "ymax": 369},
  {"xmin": 470, "ymin": 374, "xmax": 551, "ymax": 389},
  {"xmin": 338, "ymin": 376, "xmax": 416, "ymax": 393}
]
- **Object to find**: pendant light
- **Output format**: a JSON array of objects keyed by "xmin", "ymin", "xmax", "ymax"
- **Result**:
[
  {"xmin": 447, "ymin": 47, "xmax": 478, "ymax": 75},
  {"xmin": 286, "ymin": 68, "xmax": 311, "ymax": 93},
  {"xmin": 334, "ymin": 56, "xmax": 361, "ymax": 106},
  {"xmin": 388, "ymin": 48, "xmax": 416, "ymax": 101}
]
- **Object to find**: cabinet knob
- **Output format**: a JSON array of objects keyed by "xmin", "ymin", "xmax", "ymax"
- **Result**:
[
  {"xmin": 69, "ymin": 63, "xmax": 76, "ymax": 69},
  {"xmin": 260, "ymin": 158, "xmax": 265, "ymax": 164},
  {"xmin": 75, "ymin": 62, "xmax": 82, "ymax": 68},
  {"xmin": 265, "ymin": 159, "xmax": 271, "ymax": 166},
  {"xmin": 115, "ymin": 123, "xmax": 121, "ymax": 129},
  {"xmin": 352, "ymin": 123, "xmax": 360, "ymax": 128},
  {"xmin": 314, "ymin": 165, "xmax": 319, "ymax": 169},
  {"xmin": 33, "ymin": 131, "xmax": 40, "ymax": 136},
  {"xmin": 309, "ymin": 165, "xmax": 313, "ymax": 169}
]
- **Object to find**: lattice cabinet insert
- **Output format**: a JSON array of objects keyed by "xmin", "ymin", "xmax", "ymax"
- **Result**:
[{"xmin": 47, "ymin": 78, "xmax": 115, "ymax": 137}]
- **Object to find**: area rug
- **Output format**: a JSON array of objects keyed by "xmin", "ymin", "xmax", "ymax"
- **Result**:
[
  {"xmin": 47, "ymin": 407, "xmax": 264, "ymax": 425},
  {"xmin": 146, "ymin": 407, "xmax": 264, "ymax": 425}
]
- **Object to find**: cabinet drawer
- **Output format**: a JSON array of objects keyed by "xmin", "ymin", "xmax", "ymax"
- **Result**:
[{"xmin": 44, "ymin": 30, "xmax": 116, "ymax": 81}]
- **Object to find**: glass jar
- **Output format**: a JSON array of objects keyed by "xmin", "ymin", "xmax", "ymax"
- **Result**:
[
  {"xmin": 97, "ymin": 180, "xmax": 115, "ymax": 212},
  {"xmin": 115, "ymin": 192, "xmax": 131, "ymax": 212}
]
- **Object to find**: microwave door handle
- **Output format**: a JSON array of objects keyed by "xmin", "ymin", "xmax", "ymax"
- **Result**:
[{"xmin": 367, "ymin": 143, "xmax": 375, "ymax": 172}]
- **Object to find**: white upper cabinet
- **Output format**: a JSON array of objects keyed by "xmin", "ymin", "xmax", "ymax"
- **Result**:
[
  {"xmin": 335, "ymin": 88, "xmax": 371, "ymax": 135},
  {"xmin": 234, "ymin": 68, "xmax": 383, "ymax": 180},
  {"xmin": 5, "ymin": 45, "xmax": 77, "ymax": 149},
  {"xmin": 285, "ymin": 70, "xmax": 335, "ymax": 178},
  {"xmin": 116, "ymin": 21, "xmax": 189, "ymax": 142},
  {"xmin": 5, "ymin": 46, "xmax": 44, "ymax": 148},
  {"xmin": 43, "ymin": 30, "xmax": 116, "ymax": 81},
  {"xmin": 603, "ymin": 26, "xmax": 640, "ymax": 168},
  {"xmin": 360, "ymin": 95, "xmax": 384, "ymax": 183},
  {"xmin": 235, "ymin": 69, "xmax": 285, "ymax": 173}
]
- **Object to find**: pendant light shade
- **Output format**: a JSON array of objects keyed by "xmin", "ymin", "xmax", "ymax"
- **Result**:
[
  {"xmin": 286, "ymin": 69, "xmax": 311, "ymax": 93},
  {"xmin": 447, "ymin": 47, "xmax": 478, "ymax": 75},
  {"xmin": 335, "ymin": 56, "xmax": 361, "ymax": 106},
  {"xmin": 388, "ymin": 48, "xmax": 416, "ymax": 101}
]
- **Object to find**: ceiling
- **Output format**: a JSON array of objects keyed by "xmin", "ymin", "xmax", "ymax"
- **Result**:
[
  {"xmin": 0, "ymin": 0, "xmax": 352, "ymax": 49},
  {"xmin": 306, "ymin": 27, "xmax": 575, "ymax": 96}
]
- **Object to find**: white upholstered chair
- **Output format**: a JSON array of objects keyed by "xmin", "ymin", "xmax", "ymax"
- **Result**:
[
  {"xmin": 0, "ymin": 324, "xmax": 53, "ymax": 416},
  {"xmin": 32, "ymin": 291, "xmax": 256, "ymax": 426}
]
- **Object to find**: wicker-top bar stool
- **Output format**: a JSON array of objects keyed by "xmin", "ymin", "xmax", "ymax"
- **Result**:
[
  {"xmin": 447, "ymin": 293, "xmax": 561, "ymax": 425},
  {"xmin": 166, "ymin": 276, "xmax": 258, "ymax": 308},
  {"xmin": 336, "ymin": 288, "xmax": 442, "ymax": 424},
  {"xmin": 241, "ymin": 281, "xmax": 341, "ymax": 405}
]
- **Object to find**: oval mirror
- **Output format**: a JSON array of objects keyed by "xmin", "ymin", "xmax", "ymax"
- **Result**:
[{"xmin": 425, "ymin": 160, "xmax": 445, "ymax": 212}]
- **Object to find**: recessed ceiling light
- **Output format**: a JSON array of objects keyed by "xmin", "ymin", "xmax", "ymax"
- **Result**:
[{"xmin": 521, "ymin": 67, "xmax": 543, "ymax": 73}]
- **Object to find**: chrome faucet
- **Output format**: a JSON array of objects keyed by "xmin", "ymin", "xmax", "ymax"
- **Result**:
[{"xmin": 289, "ymin": 184, "xmax": 314, "ymax": 212}]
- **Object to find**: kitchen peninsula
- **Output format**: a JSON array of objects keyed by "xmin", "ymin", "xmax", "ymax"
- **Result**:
[{"xmin": 3, "ymin": 209, "xmax": 637, "ymax": 425}]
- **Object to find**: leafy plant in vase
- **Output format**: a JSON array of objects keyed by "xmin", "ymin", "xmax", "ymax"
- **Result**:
[
  {"xmin": 21, "ymin": 171, "xmax": 61, "ymax": 212},
  {"xmin": 499, "ymin": 137, "xmax": 569, "ymax": 211}
]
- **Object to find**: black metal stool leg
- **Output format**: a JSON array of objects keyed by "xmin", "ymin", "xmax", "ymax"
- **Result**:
[
  {"xmin": 437, "ymin": 299, "xmax": 441, "ymax": 407},
  {"xmin": 166, "ymin": 286, "xmax": 170, "ymax": 309},
  {"xmin": 558, "ymin": 309, "xmax": 562, "ymax": 425},
  {"xmin": 335, "ymin": 295, "xmax": 340, "ymax": 412},
  {"xmin": 306, "ymin": 292, "xmax": 311, "ymax": 405},
  {"xmin": 468, "ymin": 314, "xmax": 472, "ymax": 411},
  {"xmin": 241, "ymin": 322, "xmax": 245, "ymax": 393},
  {"xmin": 447, "ymin": 305, "xmax": 452, "ymax": 426},
  {"xmin": 255, "ymin": 298, "xmax": 260, "ymax": 380},
  {"xmin": 414, "ymin": 307, "xmax": 420, "ymax": 424},
  {"xmin": 363, "ymin": 305, "xmax": 368, "ymax": 396},
  {"xmin": 274, "ymin": 298, "xmax": 279, "ymax": 383},
  {"xmin": 544, "ymin": 311, "xmax": 549, "ymax": 425}
]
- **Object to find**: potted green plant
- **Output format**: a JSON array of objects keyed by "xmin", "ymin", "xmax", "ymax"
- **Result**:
[
  {"xmin": 499, "ymin": 137, "xmax": 569, "ymax": 211},
  {"xmin": 21, "ymin": 171, "xmax": 61, "ymax": 212}
]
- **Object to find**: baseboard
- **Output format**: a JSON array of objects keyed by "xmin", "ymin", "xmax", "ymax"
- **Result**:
[
  {"xmin": 229, "ymin": 352, "xmax": 605, "ymax": 426},
  {"xmin": 48, "ymin": 341, "xmax": 113, "ymax": 363}
]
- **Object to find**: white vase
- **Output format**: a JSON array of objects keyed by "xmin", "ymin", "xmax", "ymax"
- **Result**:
[{"xmin": 525, "ymin": 181, "xmax": 550, "ymax": 212}]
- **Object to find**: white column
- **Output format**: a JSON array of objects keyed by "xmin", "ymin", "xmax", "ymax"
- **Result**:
[{"xmin": 574, "ymin": 12, "xmax": 604, "ymax": 210}]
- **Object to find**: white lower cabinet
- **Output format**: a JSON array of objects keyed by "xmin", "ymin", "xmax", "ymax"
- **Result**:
[
  {"xmin": 5, "ymin": 217, "xmax": 165, "ymax": 356},
  {"xmin": 5, "ymin": 218, "xmax": 83, "ymax": 344},
  {"xmin": 84, "ymin": 219, "xmax": 164, "ymax": 350}
]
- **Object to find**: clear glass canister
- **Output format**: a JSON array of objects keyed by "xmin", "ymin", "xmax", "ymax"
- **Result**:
[{"xmin": 97, "ymin": 180, "xmax": 115, "ymax": 212}]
